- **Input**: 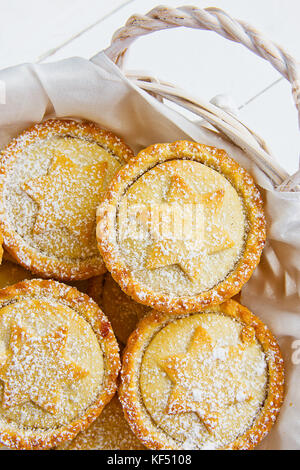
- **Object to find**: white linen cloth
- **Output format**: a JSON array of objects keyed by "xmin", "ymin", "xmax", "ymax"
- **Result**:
[{"xmin": 0, "ymin": 53, "xmax": 299, "ymax": 450}]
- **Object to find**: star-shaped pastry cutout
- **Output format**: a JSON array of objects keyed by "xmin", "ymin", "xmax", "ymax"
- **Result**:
[
  {"xmin": 160, "ymin": 325, "xmax": 253, "ymax": 433},
  {"xmin": 23, "ymin": 152, "xmax": 107, "ymax": 243},
  {"xmin": 0, "ymin": 322, "xmax": 88, "ymax": 414},
  {"xmin": 138, "ymin": 174, "xmax": 234, "ymax": 281}
]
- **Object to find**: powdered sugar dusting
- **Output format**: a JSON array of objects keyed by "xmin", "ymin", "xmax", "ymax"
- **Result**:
[
  {"xmin": 4, "ymin": 135, "xmax": 119, "ymax": 260},
  {"xmin": 58, "ymin": 396, "xmax": 145, "ymax": 450},
  {"xmin": 117, "ymin": 159, "xmax": 246, "ymax": 296},
  {"xmin": 0, "ymin": 292, "xmax": 104, "ymax": 433},
  {"xmin": 0, "ymin": 119, "xmax": 132, "ymax": 279},
  {"xmin": 139, "ymin": 313, "xmax": 268, "ymax": 449}
]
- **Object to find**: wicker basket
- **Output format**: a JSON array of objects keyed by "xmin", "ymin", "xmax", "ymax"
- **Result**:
[{"xmin": 104, "ymin": 5, "xmax": 300, "ymax": 191}]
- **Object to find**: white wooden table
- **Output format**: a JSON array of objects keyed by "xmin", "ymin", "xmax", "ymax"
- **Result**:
[{"xmin": 1, "ymin": 0, "xmax": 299, "ymax": 174}]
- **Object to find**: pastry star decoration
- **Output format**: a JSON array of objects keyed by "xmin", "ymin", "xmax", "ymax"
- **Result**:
[
  {"xmin": 23, "ymin": 152, "xmax": 107, "ymax": 242},
  {"xmin": 138, "ymin": 174, "xmax": 234, "ymax": 281},
  {"xmin": 160, "ymin": 325, "xmax": 254, "ymax": 433},
  {"xmin": 0, "ymin": 323, "xmax": 88, "ymax": 414}
]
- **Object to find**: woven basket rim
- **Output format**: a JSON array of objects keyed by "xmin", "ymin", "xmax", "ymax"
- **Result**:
[{"xmin": 102, "ymin": 4, "xmax": 300, "ymax": 191}]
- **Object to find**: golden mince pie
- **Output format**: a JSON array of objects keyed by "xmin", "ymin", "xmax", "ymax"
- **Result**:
[
  {"xmin": 58, "ymin": 396, "xmax": 145, "ymax": 450},
  {"xmin": 90, "ymin": 273, "xmax": 151, "ymax": 345},
  {"xmin": 97, "ymin": 141, "xmax": 266, "ymax": 313},
  {"xmin": 0, "ymin": 279, "xmax": 120, "ymax": 450},
  {"xmin": 0, "ymin": 119, "xmax": 134, "ymax": 281},
  {"xmin": 120, "ymin": 300, "xmax": 284, "ymax": 450}
]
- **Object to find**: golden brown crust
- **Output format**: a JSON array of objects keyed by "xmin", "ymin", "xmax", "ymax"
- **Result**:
[
  {"xmin": 0, "ymin": 119, "xmax": 134, "ymax": 282},
  {"xmin": 87, "ymin": 274, "xmax": 105, "ymax": 308},
  {"xmin": 89, "ymin": 273, "xmax": 151, "ymax": 345},
  {"xmin": 97, "ymin": 141, "xmax": 266, "ymax": 314},
  {"xmin": 57, "ymin": 395, "xmax": 146, "ymax": 450},
  {"xmin": 0, "ymin": 259, "xmax": 34, "ymax": 289},
  {"xmin": 0, "ymin": 279, "xmax": 120, "ymax": 450},
  {"xmin": 0, "ymin": 256, "xmax": 99, "ymax": 295},
  {"xmin": 119, "ymin": 300, "xmax": 284, "ymax": 450}
]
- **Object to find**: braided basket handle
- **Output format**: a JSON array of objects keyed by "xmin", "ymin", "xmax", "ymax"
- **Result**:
[
  {"xmin": 104, "ymin": 6, "xmax": 300, "ymax": 191},
  {"xmin": 105, "ymin": 5, "xmax": 300, "ymax": 117},
  {"xmin": 104, "ymin": 5, "xmax": 300, "ymax": 189}
]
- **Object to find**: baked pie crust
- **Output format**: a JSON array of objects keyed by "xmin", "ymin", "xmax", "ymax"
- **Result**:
[
  {"xmin": 0, "ymin": 119, "xmax": 134, "ymax": 281},
  {"xmin": 97, "ymin": 141, "xmax": 266, "ymax": 313},
  {"xmin": 119, "ymin": 300, "xmax": 284, "ymax": 450},
  {"xmin": 0, "ymin": 257, "xmax": 96, "ymax": 296},
  {"xmin": 0, "ymin": 279, "xmax": 120, "ymax": 450},
  {"xmin": 89, "ymin": 273, "xmax": 151, "ymax": 345},
  {"xmin": 57, "ymin": 396, "xmax": 145, "ymax": 450},
  {"xmin": 0, "ymin": 260, "xmax": 34, "ymax": 288},
  {"xmin": 87, "ymin": 274, "xmax": 105, "ymax": 309}
]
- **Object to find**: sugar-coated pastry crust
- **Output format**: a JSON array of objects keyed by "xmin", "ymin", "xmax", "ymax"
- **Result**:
[
  {"xmin": 57, "ymin": 396, "xmax": 145, "ymax": 450},
  {"xmin": 119, "ymin": 300, "xmax": 284, "ymax": 450},
  {"xmin": 89, "ymin": 273, "xmax": 151, "ymax": 345},
  {"xmin": 97, "ymin": 141, "xmax": 266, "ymax": 314},
  {"xmin": 0, "ymin": 119, "xmax": 134, "ymax": 282},
  {"xmin": 0, "ymin": 279, "xmax": 120, "ymax": 450}
]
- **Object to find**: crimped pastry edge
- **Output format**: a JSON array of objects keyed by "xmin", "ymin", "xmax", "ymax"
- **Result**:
[
  {"xmin": 119, "ymin": 299, "xmax": 284, "ymax": 450},
  {"xmin": 97, "ymin": 141, "xmax": 266, "ymax": 314},
  {"xmin": 0, "ymin": 278, "xmax": 121, "ymax": 450},
  {"xmin": 0, "ymin": 119, "xmax": 134, "ymax": 281}
]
